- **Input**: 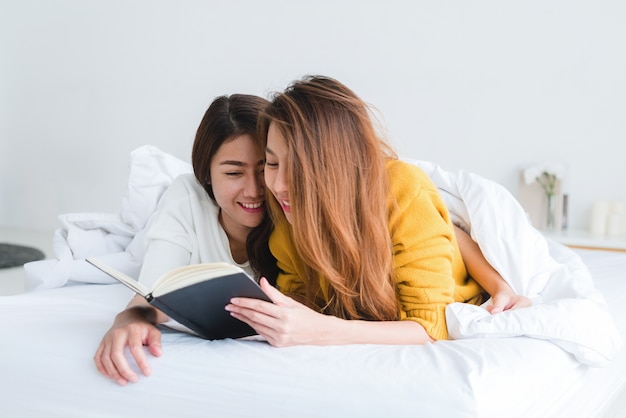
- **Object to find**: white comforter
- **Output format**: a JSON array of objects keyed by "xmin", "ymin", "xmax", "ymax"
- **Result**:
[
  {"xmin": 413, "ymin": 159, "xmax": 623, "ymax": 366},
  {"xmin": 23, "ymin": 147, "xmax": 623, "ymax": 366}
]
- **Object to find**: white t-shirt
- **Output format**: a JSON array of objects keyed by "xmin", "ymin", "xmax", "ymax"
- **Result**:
[{"xmin": 138, "ymin": 173, "xmax": 255, "ymax": 289}]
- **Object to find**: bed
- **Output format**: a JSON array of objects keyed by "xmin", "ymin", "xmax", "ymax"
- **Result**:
[
  {"xmin": 0, "ymin": 248, "xmax": 624, "ymax": 417},
  {"xmin": 2, "ymin": 147, "xmax": 625, "ymax": 417}
]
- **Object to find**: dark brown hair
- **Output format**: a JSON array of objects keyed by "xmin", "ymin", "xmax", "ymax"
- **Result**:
[
  {"xmin": 192, "ymin": 94, "xmax": 267, "ymax": 199},
  {"xmin": 192, "ymin": 94, "xmax": 277, "ymax": 281}
]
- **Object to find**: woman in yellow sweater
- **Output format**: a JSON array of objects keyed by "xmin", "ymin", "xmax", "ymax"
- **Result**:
[{"xmin": 227, "ymin": 75, "xmax": 528, "ymax": 345}]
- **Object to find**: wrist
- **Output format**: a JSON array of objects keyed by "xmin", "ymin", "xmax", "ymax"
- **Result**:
[{"xmin": 118, "ymin": 306, "xmax": 159, "ymax": 325}]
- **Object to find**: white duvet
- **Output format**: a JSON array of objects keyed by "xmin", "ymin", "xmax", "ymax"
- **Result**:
[
  {"xmin": 23, "ymin": 147, "xmax": 623, "ymax": 367},
  {"xmin": 413, "ymin": 159, "xmax": 623, "ymax": 366}
]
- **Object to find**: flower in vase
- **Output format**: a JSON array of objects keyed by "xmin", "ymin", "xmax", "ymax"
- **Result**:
[
  {"xmin": 523, "ymin": 161, "xmax": 565, "ymax": 196},
  {"xmin": 523, "ymin": 161, "xmax": 566, "ymax": 229}
]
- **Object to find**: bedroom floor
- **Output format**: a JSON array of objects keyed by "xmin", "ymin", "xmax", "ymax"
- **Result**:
[{"xmin": 0, "ymin": 227, "xmax": 54, "ymax": 296}]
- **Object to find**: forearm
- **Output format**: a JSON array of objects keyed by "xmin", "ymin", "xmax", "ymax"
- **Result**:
[
  {"xmin": 123, "ymin": 294, "xmax": 169, "ymax": 324},
  {"xmin": 321, "ymin": 316, "xmax": 435, "ymax": 345},
  {"xmin": 466, "ymin": 262, "xmax": 511, "ymax": 297},
  {"xmin": 454, "ymin": 225, "xmax": 512, "ymax": 297}
]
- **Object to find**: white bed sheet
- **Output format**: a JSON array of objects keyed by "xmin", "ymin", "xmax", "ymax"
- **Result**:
[{"xmin": 1, "ymin": 249, "xmax": 625, "ymax": 418}]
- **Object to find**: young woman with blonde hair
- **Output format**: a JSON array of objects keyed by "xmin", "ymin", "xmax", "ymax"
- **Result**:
[{"xmin": 227, "ymin": 75, "xmax": 528, "ymax": 346}]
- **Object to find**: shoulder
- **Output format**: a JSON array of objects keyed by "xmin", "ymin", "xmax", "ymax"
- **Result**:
[
  {"xmin": 385, "ymin": 159, "xmax": 450, "ymax": 226},
  {"xmin": 145, "ymin": 174, "xmax": 221, "ymax": 250},
  {"xmin": 385, "ymin": 159, "xmax": 438, "ymax": 197},
  {"xmin": 159, "ymin": 174, "xmax": 213, "ymax": 206},
  {"xmin": 152, "ymin": 174, "xmax": 219, "ymax": 224},
  {"xmin": 165, "ymin": 173, "xmax": 205, "ymax": 196}
]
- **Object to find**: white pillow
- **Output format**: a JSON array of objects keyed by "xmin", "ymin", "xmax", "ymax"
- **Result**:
[{"xmin": 24, "ymin": 146, "xmax": 192, "ymax": 290}]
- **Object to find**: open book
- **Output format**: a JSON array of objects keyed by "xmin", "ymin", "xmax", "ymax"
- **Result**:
[{"xmin": 86, "ymin": 258, "xmax": 271, "ymax": 340}]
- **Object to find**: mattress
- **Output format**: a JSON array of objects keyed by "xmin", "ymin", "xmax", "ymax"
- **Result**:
[{"xmin": 1, "ymin": 248, "xmax": 625, "ymax": 418}]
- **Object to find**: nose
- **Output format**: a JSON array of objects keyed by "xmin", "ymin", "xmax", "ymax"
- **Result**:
[
  {"xmin": 272, "ymin": 164, "xmax": 289, "ymax": 196},
  {"xmin": 268, "ymin": 164, "xmax": 289, "ymax": 197},
  {"xmin": 243, "ymin": 171, "xmax": 265, "ymax": 198}
]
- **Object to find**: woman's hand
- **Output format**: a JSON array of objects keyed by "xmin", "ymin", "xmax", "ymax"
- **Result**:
[
  {"xmin": 226, "ymin": 278, "xmax": 335, "ymax": 347},
  {"xmin": 227, "ymin": 278, "xmax": 434, "ymax": 345},
  {"xmin": 487, "ymin": 290, "xmax": 532, "ymax": 314},
  {"xmin": 94, "ymin": 306, "xmax": 163, "ymax": 386}
]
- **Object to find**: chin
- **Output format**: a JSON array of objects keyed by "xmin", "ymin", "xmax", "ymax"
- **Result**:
[{"xmin": 243, "ymin": 214, "xmax": 266, "ymax": 228}]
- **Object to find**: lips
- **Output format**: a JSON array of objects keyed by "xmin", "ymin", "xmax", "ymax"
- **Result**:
[
  {"xmin": 240, "ymin": 201, "xmax": 263, "ymax": 209},
  {"xmin": 279, "ymin": 199, "xmax": 291, "ymax": 212},
  {"xmin": 239, "ymin": 201, "xmax": 265, "ymax": 212}
]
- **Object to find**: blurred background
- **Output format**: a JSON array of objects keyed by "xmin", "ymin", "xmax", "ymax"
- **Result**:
[{"xmin": 1, "ymin": 0, "xmax": 625, "ymax": 232}]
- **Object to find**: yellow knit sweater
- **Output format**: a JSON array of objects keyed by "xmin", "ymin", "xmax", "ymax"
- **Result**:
[{"xmin": 270, "ymin": 159, "xmax": 483, "ymax": 340}]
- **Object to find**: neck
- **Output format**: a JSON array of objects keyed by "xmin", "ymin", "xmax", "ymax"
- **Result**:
[{"xmin": 218, "ymin": 211, "xmax": 250, "ymax": 264}]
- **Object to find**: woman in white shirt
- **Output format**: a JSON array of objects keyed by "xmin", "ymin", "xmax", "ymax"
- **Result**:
[{"xmin": 94, "ymin": 94, "xmax": 273, "ymax": 386}]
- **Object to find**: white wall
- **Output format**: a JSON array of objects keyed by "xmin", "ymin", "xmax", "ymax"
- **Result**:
[{"xmin": 2, "ymin": 0, "xmax": 625, "ymax": 232}]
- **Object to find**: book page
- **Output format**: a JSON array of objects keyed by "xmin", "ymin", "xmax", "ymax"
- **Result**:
[
  {"xmin": 86, "ymin": 258, "xmax": 149, "ymax": 297},
  {"xmin": 152, "ymin": 262, "xmax": 249, "ymax": 296}
]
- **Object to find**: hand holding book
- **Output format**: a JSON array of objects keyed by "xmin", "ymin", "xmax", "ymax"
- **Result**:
[{"xmin": 86, "ymin": 258, "xmax": 272, "ymax": 340}]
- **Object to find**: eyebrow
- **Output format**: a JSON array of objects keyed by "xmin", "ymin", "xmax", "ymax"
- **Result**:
[
  {"xmin": 218, "ymin": 159, "xmax": 265, "ymax": 167},
  {"xmin": 265, "ymin": 147, "xmax": 275, "ymax": 156}
]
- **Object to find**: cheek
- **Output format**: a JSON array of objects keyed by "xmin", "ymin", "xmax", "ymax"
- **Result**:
[
  {"xmin": 264, "ymin": 171, "xmax": 274, "ymax": 192},
  {"xmin": 211, "ymin": 190, "xmax": 226, "ymax": 209},
  {"xmin": 210, "ymin": 179, "xmax": 233, "ymax": 207}
]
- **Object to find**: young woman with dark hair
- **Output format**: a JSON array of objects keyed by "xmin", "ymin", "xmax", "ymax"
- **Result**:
[{"xmin": 94, "ymin": 94, "xmax": 274, "ymax": 385}]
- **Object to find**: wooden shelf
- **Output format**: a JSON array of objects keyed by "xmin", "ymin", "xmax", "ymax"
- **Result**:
[{"xmin": 543, "ymin": 228, "xmax": 626, "ymax": 252}]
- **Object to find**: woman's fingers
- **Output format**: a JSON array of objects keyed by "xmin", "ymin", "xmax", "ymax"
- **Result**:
[
  {"xmin": 226, "ymin": 277, "xmax": 294, "ymax": 321},
  {"xmin": 94, "ymin": 322, "xmax": 162, "ymax": 386},
  {"xmin": 258, "ymin": 277, "xmax": 290, "ymax": 303}
]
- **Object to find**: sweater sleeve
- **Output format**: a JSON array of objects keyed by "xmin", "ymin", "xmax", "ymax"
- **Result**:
[{"xmin": 388, "ymin": 161, "xmax": 456, "ymax": 341}]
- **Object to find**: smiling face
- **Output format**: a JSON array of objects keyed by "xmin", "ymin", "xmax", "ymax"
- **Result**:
[
  {"xmin": 210, "ymin": 134, "xmax": 266, "ymax": 236},
  {"xmin": 264, "ymin": 122, "xmax": 292, "ymax": 224}
]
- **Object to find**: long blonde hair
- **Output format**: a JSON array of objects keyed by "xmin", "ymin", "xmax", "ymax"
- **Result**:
[{"xmin": 259, "ymin": 76, "xmax": 399, "ymax": 321}]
